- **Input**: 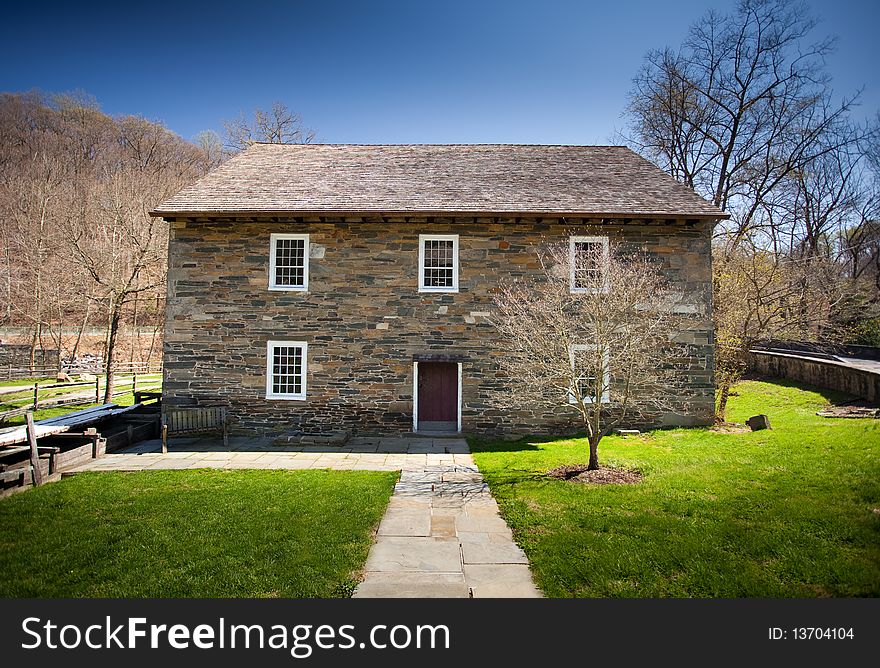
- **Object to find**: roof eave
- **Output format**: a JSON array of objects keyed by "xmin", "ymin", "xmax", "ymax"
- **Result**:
[{"xmin": 149, "ymin": 208, "xmax": 729, "ymax": 221}]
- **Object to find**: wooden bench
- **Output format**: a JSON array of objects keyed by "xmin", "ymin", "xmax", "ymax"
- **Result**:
[
  {"xmin": 161, "ymin": 406, "xmax": 228, "ymax": 453},
  {"xmin": 134, "ymin": 390, "xmax": 162, "ymax": 405}
]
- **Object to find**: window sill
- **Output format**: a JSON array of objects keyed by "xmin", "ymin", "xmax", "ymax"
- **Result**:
[
  {"xmin": 268, "ymin": 285, "xmax": 309, "ymax": 292},
  {"xmin": 418, "ymin": 287, "xmax": 459, "ymax": 294},
  {"xmin": 568, "ymin": 397, "xmax": 610, "ymax": 405},
  {"xmin": 266, "ymin": 394, "xmax": 307, "ymax": 401}
]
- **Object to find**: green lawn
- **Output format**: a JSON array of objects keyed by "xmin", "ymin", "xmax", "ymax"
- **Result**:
[
  {"xmin": 470, "ymin": 380, "xmax": 880, "ymax": 597},
  {"xmin": 0, "ymin": 469, "xmax": 397, "ymax": 597}
]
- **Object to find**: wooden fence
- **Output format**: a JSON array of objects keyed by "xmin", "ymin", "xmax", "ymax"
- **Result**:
[
  {"xmin": 1, "ymin": 361, "xmax": 162, "ymax": 381},
  {"xmin": 0, "ymin": 372, "xmax": 162, "ymax": 424}
]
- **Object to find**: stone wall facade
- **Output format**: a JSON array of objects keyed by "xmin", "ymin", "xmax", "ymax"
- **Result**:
[
  {"xmin": 163, "ymin": 217, "xmax": 715, "ymax": 436},
  {"xmin": 0, "ymin": 344, "xmax": 59, "ymax": 378}
]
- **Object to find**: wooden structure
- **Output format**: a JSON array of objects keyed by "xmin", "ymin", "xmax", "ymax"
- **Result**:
[
  {"xmin": 0, "ymin": 400, "xmax": 161, "ymax": 496},
  {"xmin": 161, "ymin": 406, "xmax": 228, "ymax": 453}
]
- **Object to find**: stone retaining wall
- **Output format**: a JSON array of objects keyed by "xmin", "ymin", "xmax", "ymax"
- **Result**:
[
  {"xmin": 0, "ymin": 344, "xmax": 59, "ymax": 377},
  {"xmin": 749, "ymin": 350, "xmax": 880, "ymax": 403},
  {"xmin": 163, "ymin": 217, "xmax": 715, "ymax": 436},
  {"xmin": 753, "ymin": 340, "xmax": 880, "ymax": 362}
]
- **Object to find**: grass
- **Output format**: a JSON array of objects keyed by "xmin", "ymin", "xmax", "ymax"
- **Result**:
[
  {"xmin": 470, "ymin": 379, "xmax": 880, "ymax": 597},
  {"xmin": 0, "ymin": 469, "xmax": 397, "ymax": 597}
]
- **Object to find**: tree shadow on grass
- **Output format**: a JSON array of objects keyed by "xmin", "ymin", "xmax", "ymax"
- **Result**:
[
  {"xmin": 467, "ymin": 435, "xmax": 565, "ymax": 453},
  {"xmin": 742, "ymin": 375, "xmax": 859, "ymax": 406},
  {"xmin": 480, "ymin": 468, "xmax": 559, "ymax": 490},
  {"xmin": 467, "ymin": 434, "xmax": 595, "ymax": 488}
]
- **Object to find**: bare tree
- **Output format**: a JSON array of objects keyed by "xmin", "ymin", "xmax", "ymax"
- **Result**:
[
  {"xmin": 222, "ymin": 101, "xmax": 314, "ymax": 152},
  {"xmin": 490, "ymin": 240, "xmax": 693, "ymax": 470},
  {"xmin": 625, "ymin": 0, "xmax": 880, "ymax": 411},
  {"xmin": 0, "ymin": 92, "xmax": 210, "ymax": 383},
  {"xmin": 60, "ymin": 114, "xmax": 206, "ymax": 400},
  {"xmin": 626, "ymin": 0, "xmax": 862, "ymax": 252},
  {"xmin": 194, "ymin": 129, "xmax": 226, "ymax": 169},
  {"xmin": 844, "ymin": 116, "xmax": 880, "ymax": 290},
  {"xmin": 711, "ymin": 239, "xmax": 872, "ymax": 418},
  {"xmin": 845, "ymin": 218, "xmax": 880, "ymax": 289},
  {"xmin": 0, "ymin": 91, "xmax": 85, "ymax": 369}
]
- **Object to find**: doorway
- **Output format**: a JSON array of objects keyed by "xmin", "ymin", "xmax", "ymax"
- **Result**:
[{"xmin": 414, "ymin": 361, "xmax": 460, "ymax": 432}]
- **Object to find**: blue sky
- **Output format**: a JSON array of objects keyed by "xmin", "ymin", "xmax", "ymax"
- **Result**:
[{"xmin": 1, "ymin": 0, "xmax": 877, "ymax": 145}]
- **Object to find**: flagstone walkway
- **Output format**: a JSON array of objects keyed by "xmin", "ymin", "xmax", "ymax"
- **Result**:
[{"xmin": 68, "ymin": 435, "xmax": 541, "ymax": 598}]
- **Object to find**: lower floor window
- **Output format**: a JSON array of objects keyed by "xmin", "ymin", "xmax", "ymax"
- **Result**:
[
  {"xmin": 266, "ymin": 340, "xmax": 307, "ymax": 400},
  {"xmin": 568, "ymin": 343, "xmax": 610, "ymax": 404}
]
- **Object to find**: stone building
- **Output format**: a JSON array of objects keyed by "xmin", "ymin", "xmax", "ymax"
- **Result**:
[{"xmin": 151, "ymin": 144, "xmax": 726, "ymax": 437}]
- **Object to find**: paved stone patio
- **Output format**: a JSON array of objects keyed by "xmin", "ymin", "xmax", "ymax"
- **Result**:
[
  {"xmin": 67, "ymin": 435, "xmax": 473, "ymax": 473},
  {"xmin": 68, "ymin": 435, "xmax": 542, "ymax": 598}
]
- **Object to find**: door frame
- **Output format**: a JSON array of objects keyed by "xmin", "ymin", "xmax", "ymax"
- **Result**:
[{"xmin": 412, "ymin": 361, "xmax": 462, "ymax": 432}]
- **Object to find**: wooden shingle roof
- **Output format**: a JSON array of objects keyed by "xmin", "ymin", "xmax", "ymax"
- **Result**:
[{"xmin": 151, "ymin": 143, "xmax": 726, "ymax": 219}]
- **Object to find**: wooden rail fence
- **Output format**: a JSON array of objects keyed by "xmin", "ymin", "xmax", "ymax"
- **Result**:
[
  {"xmin": 0, "ymin": 373, "xmax": 161, "ymax": 424},
  {"xmin": 1, "ymin": 361, "xmax": 162, "ymax": 381}
]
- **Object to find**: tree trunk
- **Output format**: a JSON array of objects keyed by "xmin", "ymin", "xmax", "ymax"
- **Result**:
[
  {"xmin": 103, "ymin": 300, "xmax": 123, "ymax": 404},
  {"xmin": 587, "ymin": 436, "xmax": 600, "ymax": 471},
  {"xmin": 717, "ymin": 382, "xmax": 731, "ymax": 422},
  {"xmin": 47, "ymin": 317, "xmax": 63, "ymax": 374},
  {"xmin": 69, "ymin": 301, "xmax": 91, "ymax": 364},
  {"xmin": 145, "ymin": 318, "xmax": 159, "ymax": 370},
  {"xmin": 3, "ymin": 243, "xmax": 11, "ymax": 323},
  {"xmin": 29, "ymin": 323, "xmax": 39, "ymax": 372},
  {"xmin": 102, "ymin": 299, "xmax": 112, "ymax": 370},
  {"xmin": 130, "ymin": 291, "xmax": 139, "ymax": 365}
]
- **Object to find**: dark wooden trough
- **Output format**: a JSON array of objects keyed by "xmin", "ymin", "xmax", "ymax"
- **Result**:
[{"xmin": 0, "ymin": 398, "xmax": 161, "ymax": 497}]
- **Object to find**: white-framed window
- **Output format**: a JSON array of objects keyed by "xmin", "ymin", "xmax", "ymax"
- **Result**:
[
  {"xmin": 418, "ymin": 234, "xmax": 459, "ymax": 293},
  {"xmin": 568, "ymin": 344, "xmax": 610, "ymax": 404},
  {"xmin": 569, "ymin": 236, "xmax": 609, "ymax": 293},
  {"xmin": 266, "ymin": 340, "xmax": 307, "ymax": 400},
  {"xmin": 269, "ymin": 233, "xmax": 309, "ymax": 291}
]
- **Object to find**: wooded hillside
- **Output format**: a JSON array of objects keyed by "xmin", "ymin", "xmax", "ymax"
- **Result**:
[{"xmin": 0, "ymin": 91, "xmax": 210, "ymax": 395}]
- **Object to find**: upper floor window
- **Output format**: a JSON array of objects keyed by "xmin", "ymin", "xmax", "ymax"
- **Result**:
[
  {"xmin": 266, "ymin": 340, "xmax": 307, "ymax": 400},
  {"xmin": 418, "ymin": 234, "xmax": 459, "ymax": 293},
  {"xmin": 269, "ymin": 233, "xmax": 309, "ymax": 291},
  {"xmin": 569, "ymin": 236, "xmax": 609, "ymax": 294}
]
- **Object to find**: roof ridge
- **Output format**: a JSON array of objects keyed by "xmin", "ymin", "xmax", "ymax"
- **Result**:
[{"xmin": 251, "ymin": 142, "xmax": 631, "ymax": 148}]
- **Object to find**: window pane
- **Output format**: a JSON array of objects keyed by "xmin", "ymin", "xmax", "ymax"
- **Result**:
[
  {"xmin": 271, "ymin": 345, "xmax": 304, "ymax": 395},
  {"xmin": 274, "ymin": 238, "xmax": 306, "ymax": 287},
  {"xmin": 423, "ymin": 239, "xmax": 455, "ymax": 287},
  {"xmin": 573, "ymin": 241, "xmax": 603, "ymax": 289},
  {"xmin": 570, "ymin": 346, "xmax": 607, "ymax": 403},
  {"xmin": 576, "ymin": 374, "xmax": 598, "ymax": 399}
]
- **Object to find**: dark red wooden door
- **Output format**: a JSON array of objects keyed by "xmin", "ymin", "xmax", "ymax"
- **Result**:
[{"xmin": 418, "ymin": 362, "xmax": 458, "ymax": 422}]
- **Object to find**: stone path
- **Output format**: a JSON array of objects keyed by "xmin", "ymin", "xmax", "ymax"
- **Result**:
[
  {"xmin": 69, "ymin": 435, "xmax": 541, "ymax": 598},
  {"xmin": 353, "ymin": 453, "xmax": 541, "ymax": 598}
]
